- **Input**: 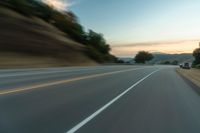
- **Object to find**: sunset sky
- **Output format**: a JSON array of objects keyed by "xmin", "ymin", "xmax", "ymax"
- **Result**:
[{"xmin": 43, "ymin": 0, "xmax": 200, "ymax": 57}]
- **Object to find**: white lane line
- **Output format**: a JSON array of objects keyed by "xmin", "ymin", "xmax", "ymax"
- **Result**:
[{"xmin": 66, "ymin": 69, "xmax": 159, "ymax": 133}]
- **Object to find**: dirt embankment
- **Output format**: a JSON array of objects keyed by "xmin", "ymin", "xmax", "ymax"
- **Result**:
[
  {"xmin": 0, "ymin": 6, "xmax": 96, "ymax": 68},
  {"xmin": 177, "ymin": 68, "xmax": 200, "ymax": 88}
]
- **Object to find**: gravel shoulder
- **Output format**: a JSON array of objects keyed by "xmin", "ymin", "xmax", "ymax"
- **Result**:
[{"xmin": 177, "ymin": 68, "xmax": 200, "ymax": 88}]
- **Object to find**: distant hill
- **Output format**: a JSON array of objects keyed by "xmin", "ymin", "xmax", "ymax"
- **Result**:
[
  {"xmin": 118, "ymin": 53, "xmax": 194, "ymax": 65},
  {"xmin": 150, "ymin": 53, "xmax": 194, "ymax": 64}
]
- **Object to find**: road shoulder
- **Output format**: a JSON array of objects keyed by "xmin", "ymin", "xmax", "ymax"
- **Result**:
[{"xmin": 177, "ymin": 68, "xmax": 200, "ymax": 93}]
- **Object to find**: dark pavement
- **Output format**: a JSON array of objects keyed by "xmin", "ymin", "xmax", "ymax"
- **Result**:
[{"xmin": 0, "ymin": 65, "xmax": 200, "ymax": 133}]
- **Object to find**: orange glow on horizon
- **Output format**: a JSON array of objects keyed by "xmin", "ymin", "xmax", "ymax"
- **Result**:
[{"xmin": 111, "ymin": 40, "xmax": 199, "ymax": 57}]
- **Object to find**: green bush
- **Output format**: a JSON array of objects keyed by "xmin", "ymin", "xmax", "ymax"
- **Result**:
[
  {"xmin": 86, "ymin": 46, "xmax": 104, "ymax": 63},
  {"xmin": 86, "ymin": 46, "xmax": 116, "ymax": 63},
  {"xmin": 193, "ymin": 48, "xmax": 200, "ymax": 67},
  {"xmin": 195, "ymin": 64, "xmax": 200, "ymax": 69}
]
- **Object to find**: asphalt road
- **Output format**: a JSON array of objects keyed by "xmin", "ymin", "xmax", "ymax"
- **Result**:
[{"xmin": 1, "ymin": 65, "xmax": 200, "ymax": 133}]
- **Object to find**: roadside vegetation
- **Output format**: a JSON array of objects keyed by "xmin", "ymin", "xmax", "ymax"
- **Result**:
[
  {"xmin": 177, "ymin": 47, "xmax": 200, "ymax": 88},
  {"xmin": 192, "ymin": 48, "xmax": 200, "ymax": 69},
  {"xmin": 134, "ymin": 51, "xmax": 154, "ymax": 64},
  {"xmin": 0, "ymin": 0, "xmax": 116, "ymax": 63},
  {"xmin": 160, "ymin": 60, "xmax": 179, "ymax": 65}
]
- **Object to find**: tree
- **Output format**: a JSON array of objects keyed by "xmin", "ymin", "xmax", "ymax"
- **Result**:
[
  {"xmin": 84, "ymin": 30, "xmax": 114, "ymax": 62},
  {"xmin": 86, "ymin": 30, "xmax": 110, "ymax": 54},
  {"xmin": 134, "ymin": 51, "xmax": 154, "ymax": 64},
  {"xmin": 193, "ymin": 48, "xmax": 200, "ymax": 67}
]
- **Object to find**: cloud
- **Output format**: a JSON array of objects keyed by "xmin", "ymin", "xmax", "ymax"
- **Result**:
[
  {"xmin": 111, "ymin": 39, "xmax": 200, "ymax": 48},
  {"xmin": 111, "ymin": 39, "xmax": 200, "ymax": 57},
  {"xmin": 42, "ymin": 0, "xmax": 74, "ymax": 11}
]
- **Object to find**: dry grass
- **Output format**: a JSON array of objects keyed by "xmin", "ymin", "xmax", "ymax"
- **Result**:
[
  {"xmin": 0, "ymin": 6, "xmax": 97, "ymax": 68},
  {"xmin": 177, "ymin": 68, "xmax": 200, "ymax": 88},
  {"xmin": 0, "ymin": 52, "xmax": 96, "ymax": 68}
]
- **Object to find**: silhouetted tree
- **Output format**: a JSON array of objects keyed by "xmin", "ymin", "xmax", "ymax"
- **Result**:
[{"xmin": 134, "ymin": 51, "xmax": 154, "ymax": 64}]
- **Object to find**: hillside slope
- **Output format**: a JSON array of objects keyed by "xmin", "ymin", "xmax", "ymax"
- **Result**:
[
  {"xmin": 150, "ymin": 53, "xmax": 194, "ymax": 64},
  {"xmin": 0, "ymin": 7, "xmax": 96, "ymax": 68}
]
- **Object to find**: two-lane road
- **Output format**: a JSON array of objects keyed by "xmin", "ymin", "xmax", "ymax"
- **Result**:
[{"xmin": 0, "ymin": 65, "xmax": 200, "ymax": 133}]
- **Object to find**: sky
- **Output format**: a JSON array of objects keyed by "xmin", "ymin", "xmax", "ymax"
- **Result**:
[{"xmin": 43, "ymin": 0, "xmax": 200, "ymax": 57}]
